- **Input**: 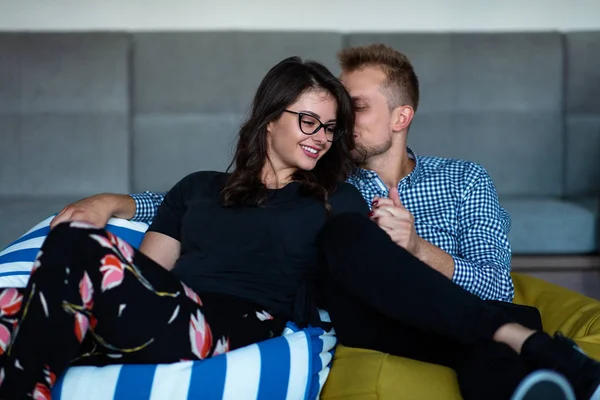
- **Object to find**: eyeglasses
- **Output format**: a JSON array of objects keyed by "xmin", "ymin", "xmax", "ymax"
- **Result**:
[{"xmin": 283, "ymin": 110, "xmax": 342, "ymax": 142}]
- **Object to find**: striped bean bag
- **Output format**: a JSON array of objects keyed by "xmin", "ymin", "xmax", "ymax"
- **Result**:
[
  {"xmin": 0, "ymin": 216, "xmax": 336, "ymax": 400},
  {"xmin": 0, "ymin": 217, "xmax": 148, "ymax": 288}
]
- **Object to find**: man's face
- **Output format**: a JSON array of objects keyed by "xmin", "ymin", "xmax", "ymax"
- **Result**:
[{"xmin": 340, "ymin": 66, "xmax": 394, "ymax": 163}]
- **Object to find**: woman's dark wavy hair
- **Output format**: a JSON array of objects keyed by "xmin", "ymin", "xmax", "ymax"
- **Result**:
[{"xmin": 221, "ymin": 56, "xmax": 356, "ymax": 210}]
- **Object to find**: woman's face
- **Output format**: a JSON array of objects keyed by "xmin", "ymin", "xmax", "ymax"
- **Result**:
[{"xmin": 266, "ymin": 90, "xmax": 337, "ymax": 175}]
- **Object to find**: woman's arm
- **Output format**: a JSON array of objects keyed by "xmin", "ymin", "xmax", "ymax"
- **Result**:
[
  {"xmin": 140, "ymin": 172, "xmax": 220, "ymax": 271},
  {"xmin": 139, "ymin": 232, "xmax": 181, "ymax": 271}
]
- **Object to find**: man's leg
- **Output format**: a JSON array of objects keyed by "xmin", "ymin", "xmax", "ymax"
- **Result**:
[
  {"xmin": 455, "ymin": 301, "xmax": 543, "ymax": 400},
  {"xmin": 323, "ymin": 278, "xmax": 542, "ymax": 400},
  {"xmin": 317, "ymin": 213, "xmax": 514, "ymax": 346},
  {"xmin": 322, "ymin": 278, "xmax": 457, "ymax": 365},
  {"xmin": 317, "ymin": 214, "xmax": 598, "ymax": 399}
]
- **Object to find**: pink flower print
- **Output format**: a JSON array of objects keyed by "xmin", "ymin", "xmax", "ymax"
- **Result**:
[
  {"xmin": 116, "ymin": 237, "xmax": 134, "ymax": 263},
  {"xmin": 32, "ymin": 382, "xmax": 51, "ymax": 400},
  {"xmin": 79, "ymin": 272, "xmax": 94, "ymax": 310},
  {"xmin": 189, "ymin": 310, "xmax": 213, "ymax": 360},
  {"xmin": 213, "ymin": 336, "xmax": 230, "ymax": 356},
  {"xmin": 106, "ymin": 231, "xmax": 117, "ymax": 244},
  {"xmin": 0, "ymin": 323, "xmax": 11, "ymax": 356},
  {"xmin": 99, "ymin": 254, "xmax": 125, "ymax": 292},
  {"xmin": 74, "ymin": 312, "xmax": 89, "ymax": 343},
  {"xmin": 69, "ymin": 221, "xmax": 97, "ymax": 230},
  {"xmin": 0, "ymin": 288, "xmax": 23, "ymax": 317},
  {"xmin": 107, "ymin": 232, "xmax": 134, "ymax": 263},
  {"xmin": 255, "ymin": 310, "xmax": 274, "ymax": 321},
  {"xmin": 182, "ymin": 283, "xmax": 203, "ymax": 306},
  {"xmin": 89, "ymin": 314, "xmax": 98, "ymax": 331},
  {"xmin": 43, "ymin": 365, "xmax": 56, "ymax": 387},
  {"xmin": 89, "ymin": 233, "xmax": 115, "ymax": 250}
]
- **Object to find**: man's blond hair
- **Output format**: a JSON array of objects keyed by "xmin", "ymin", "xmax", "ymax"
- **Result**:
[{"xmin": 338, "ymin": 43, "xmax": 420, "ymax": 112}]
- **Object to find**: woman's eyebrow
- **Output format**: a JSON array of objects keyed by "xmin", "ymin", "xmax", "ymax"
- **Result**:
[{"xmin": 298, "ymin": 110, "xmax": 336, "ymax": 123}]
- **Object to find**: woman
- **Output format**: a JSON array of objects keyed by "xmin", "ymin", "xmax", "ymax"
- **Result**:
[{"xmin": 0, "ymin": 56, "xmax": 369, "ymax": 398}]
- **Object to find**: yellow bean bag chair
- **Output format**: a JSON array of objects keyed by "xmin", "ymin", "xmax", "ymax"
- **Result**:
[{"xmin": 321, "ymin": 272, "xmax": 600, "ymax": 400}]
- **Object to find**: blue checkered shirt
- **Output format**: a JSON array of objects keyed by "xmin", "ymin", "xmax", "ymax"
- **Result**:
[{"xmin": 131, "ymin": 147, "xmax": 514, "ymax": 302}]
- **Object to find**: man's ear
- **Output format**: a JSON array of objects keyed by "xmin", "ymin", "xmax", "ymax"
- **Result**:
[{"xmin": 391, "ymin": 105, "xmax": 415, "ymax": 132}]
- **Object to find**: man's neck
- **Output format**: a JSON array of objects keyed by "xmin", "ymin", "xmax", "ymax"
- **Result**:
[{"xmin": 361, "ymin": 145, "xmax": 415, "ymax": 190}]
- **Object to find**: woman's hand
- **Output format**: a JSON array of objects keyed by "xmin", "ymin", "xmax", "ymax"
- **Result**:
[{"xmin": 369, "ymin": 188, "xmax": 423, "ymax": 257}]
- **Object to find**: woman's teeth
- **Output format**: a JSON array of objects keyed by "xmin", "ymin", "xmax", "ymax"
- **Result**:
[{"xmin": 301, "ymin": 145, "xmax": 318, "ymax": 154}]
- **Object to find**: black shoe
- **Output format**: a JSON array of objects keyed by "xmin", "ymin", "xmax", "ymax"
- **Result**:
[
  {"xmin": 521, "ymin": 332, "xmax": 600, "ymax": 399},
  {"xmin": 511, "ymin": 370, "xmax": 575, "ymax": 400}
]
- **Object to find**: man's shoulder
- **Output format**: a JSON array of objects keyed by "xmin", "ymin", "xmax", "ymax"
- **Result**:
[{"xmin": 417, "ymin": 154, "xmax": 491, "ymax": 182}]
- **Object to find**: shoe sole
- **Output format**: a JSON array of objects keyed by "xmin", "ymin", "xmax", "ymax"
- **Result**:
[
  {"xmin": 511, "ymin": 370, "xmax": 575, "ymax": 400},
  {"xmin": 590, "ymin": 383, "xmax": 600, "ymax": 400}
]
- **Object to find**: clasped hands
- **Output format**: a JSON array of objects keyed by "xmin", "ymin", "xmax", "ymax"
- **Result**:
[{"xmin": 368, "ymin": 187, "xmax": 423, "ymax": 257}]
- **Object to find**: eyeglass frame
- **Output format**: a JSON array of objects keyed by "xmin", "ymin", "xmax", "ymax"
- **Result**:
[{"xmin": 283, "ymin": 110, "xmax": 343, "ymax": 142}]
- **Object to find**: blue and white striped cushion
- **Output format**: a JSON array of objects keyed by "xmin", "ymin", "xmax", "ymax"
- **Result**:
[
  {"xmin": 0, "ymin": 216, "xmax": 149, "ymax": 288},
  {"xmin": 53, "ymin": 324, "xmax": 335, "ymax": 400},
  {"xmin": 0, "ymin": 216, "xmax": 336, "ymax": 400}
]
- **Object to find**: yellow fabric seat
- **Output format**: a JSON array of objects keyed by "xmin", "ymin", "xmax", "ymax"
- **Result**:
[{"xmin": 321, "ymin": 273, "xmax": 600, "ymax": 400}]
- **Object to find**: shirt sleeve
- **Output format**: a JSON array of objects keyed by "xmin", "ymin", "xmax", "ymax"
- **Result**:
[
  {"xmin": 452, "ymin": 165, "xmax": 515, "ymax": 302},
  {"xmin": 130, "ymin": 192, "xmax": 167, "ymax": 223},
  {"xmin": 146, "ymin": 177, "xmax": 192, "ymax": 242}
]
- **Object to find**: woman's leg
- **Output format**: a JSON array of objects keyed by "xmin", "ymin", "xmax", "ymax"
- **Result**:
[
  {"xmin": 0, "ymin": 222, "xmax": 284, "ymax": 399},
  {"xmin": 318, "ymin": 213, "xmax": 600, "ymax": 399},
  {"xmin": 454, "ymin": 302, "xmax": 543, "ymax": 400},
  {"xmin": 318, "ymin": 213, "xmax": 514, "ymax": 344},
  {"xmin": 322, "ymin": 281, "xmax": 544, "ymax": 400},
  {"xmin": 0, "ymin": 287, "xmax": 25, "ymax": 364}
]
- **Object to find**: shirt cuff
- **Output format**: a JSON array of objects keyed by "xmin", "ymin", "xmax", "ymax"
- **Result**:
[{"xmin": 130, "ymin": 193, "xmax": 156, "ymax": 223}]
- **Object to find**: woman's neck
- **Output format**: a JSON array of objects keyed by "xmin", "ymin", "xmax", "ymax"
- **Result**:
[{"xmin": 261, "ymin": 164, "xmax": 297, "ymax": 189}]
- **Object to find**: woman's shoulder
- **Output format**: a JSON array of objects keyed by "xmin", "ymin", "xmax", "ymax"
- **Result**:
[
  {"xmin": 330, "ymin": 181, "xmax": 362, "ymax": 198},
  {"xmin": 329, "ymin": 181, "xmax": 369, "ymax": 215},
  {"xmin": 176, "ymin": 170, "xmax": 229, "ymax": 187},
  {"xmin": 167, "ymin": 170, "xmax": 229, "ymax": 199}
]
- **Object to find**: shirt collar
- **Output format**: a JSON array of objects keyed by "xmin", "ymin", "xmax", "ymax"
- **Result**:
[{"xmin": 352, "ymin": 146, "xmax": 424, "ymax": 188}]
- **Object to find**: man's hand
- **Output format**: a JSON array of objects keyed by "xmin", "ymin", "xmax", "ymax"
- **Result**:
[
  {"xmin": 370, "ymin": 187, "xmax": 455, "ymax": 279},
  {"xmin": 50, "ymin": 194, "xmax": 135, "ymax": 229},
  {"xmin": 369, "ymin": 187, "xmax": 423, "ymax": 257}
]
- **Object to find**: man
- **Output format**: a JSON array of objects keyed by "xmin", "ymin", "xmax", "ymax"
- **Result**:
[{"xmin": 50, "ymin": 44, "xmax": 599, "ymax": 400}]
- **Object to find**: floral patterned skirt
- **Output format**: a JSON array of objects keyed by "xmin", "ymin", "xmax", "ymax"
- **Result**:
[{"xmin": 0, "ymin": 222, "xmax": 285, "ymax": 399}]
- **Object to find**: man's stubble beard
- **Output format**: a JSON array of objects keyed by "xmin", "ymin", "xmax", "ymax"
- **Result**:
[{"xmin": 351, "ymin": 138, "xmax": 393, "ymax": 165}]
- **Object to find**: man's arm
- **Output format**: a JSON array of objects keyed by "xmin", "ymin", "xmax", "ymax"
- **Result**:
[
  {"xmin": 130, "ymin": 191, "xmax": 166, "ymax": 223},
  {"xmin": 371, "ymin": 167, "xmax": 513, "ymax": 302},
  {"xmin": 50, "ymin": 191, "xmax": 167, "ymax": 228},
  {"xmin": 371, "ymin": 189, "xmax": 455, "ymax": 279},
  {"xmin": 412, "ymin": 237, "xmax": 455, "ymax": 279},
  {"xmin": 450, "ymin": 167, "xmax": 514, "ymax": 302}
]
